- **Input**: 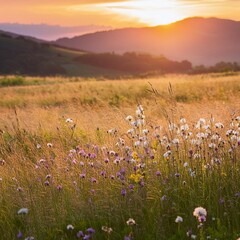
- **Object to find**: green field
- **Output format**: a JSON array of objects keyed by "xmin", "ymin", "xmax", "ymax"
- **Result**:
[{"xmin": 0, "ymin": 73, "xmax": 240, "ymax": 240}]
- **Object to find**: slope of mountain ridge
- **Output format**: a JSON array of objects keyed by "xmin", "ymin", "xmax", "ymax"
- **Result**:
[{"xmin": 55, "ymin": 17, "xmax": 240, "ymax": 65}]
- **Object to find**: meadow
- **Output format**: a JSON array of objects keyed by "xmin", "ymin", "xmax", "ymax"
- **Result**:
[{"xmin": 0, "ymin": 73, "xmax": 240, "ymax": 240}]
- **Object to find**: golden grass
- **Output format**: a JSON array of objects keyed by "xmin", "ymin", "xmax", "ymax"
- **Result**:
[{"xmin": 0, "ymin": 73, "xmax": 239, "ymax": 140}]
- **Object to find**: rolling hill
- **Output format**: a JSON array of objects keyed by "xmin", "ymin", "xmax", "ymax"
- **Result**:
[
  {"xmin": 55, "ymin": 17, "xmax": 240, "ymax": 65},
  {"xmin": 0, "ymin": 31, "xmax": 126, "ymax": 77}
]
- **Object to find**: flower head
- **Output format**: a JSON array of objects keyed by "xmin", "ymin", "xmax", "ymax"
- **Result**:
[
  {"xmin": 126, "ymin": 218, "xmax": 136, "ymax": 226},
  {"xmin": 18, "ymin": 208, "xmax": 29, "ymax": 215},
  {"xmin": 175, "ymin": 216, "xmax": 183, "ymax": 223},
  {"xmin": 193, "ymin": 207, "xmax": 207, "ymax": 218},
  {"xmin": 101, "ymin": 226, "xmax": 113, "ymax": 234},
  {"xmin": 67, "ymin": 224, "xmax": 74, "ymax": 230}
]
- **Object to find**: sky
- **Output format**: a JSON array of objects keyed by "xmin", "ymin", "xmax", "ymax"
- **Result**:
[{"xmin": 0, "ymin": 0, "xmax": 240, "ymax": 27}]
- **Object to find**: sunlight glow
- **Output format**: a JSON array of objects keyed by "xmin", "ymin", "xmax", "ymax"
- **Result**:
[{"xmin": 69, "ymin": 0, "xmax": 186, "ymax": 26}]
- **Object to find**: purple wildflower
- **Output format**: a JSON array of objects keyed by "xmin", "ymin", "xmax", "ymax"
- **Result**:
[
  {"xmin": 76, "ymin": 231, "xmax": 84, "ymax": 238},
  {"xmin": 121, "ymin": 189, "xmax": 127, "ymax": 196}
]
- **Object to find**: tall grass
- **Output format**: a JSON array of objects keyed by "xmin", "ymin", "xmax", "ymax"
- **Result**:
[{"xmin": 0, "ymin": 73, "xmax": 240, "ymax": 239}]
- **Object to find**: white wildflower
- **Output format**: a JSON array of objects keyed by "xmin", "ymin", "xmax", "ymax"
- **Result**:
[
  {"xmin": 193, "ymin": 207, "xmax": 207, "ymax": 217},
  {"xmin": 67, "ymin": 224, "xmax": 74, "ymax": 230},
  {"xmin": 18, "ymin": 208, "xmax": 29, "ymax": 215},
  {"xmin": 126, "ymin": 218, "xmax": 136, "ymax": 226},
  {"xmin": 175, "ymin": 216, "xmax": 183, "ymax": 223}
]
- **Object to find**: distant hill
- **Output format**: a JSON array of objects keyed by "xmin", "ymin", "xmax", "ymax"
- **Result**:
[
  {"xmin": 0, "ymin": 23, "xmax": 112, "ymax": 41},
  {"xmin": 55, "ymin": 17, "xmax": 240, "ymax": 65}
]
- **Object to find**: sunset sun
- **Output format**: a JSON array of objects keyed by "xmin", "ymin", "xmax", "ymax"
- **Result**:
[{"xmin": 91, "ymin": 0, "xmax": 185, "ymax": 26}]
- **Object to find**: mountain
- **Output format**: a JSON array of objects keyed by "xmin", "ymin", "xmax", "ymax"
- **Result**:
[
  {"xmin": 0, "ymin": 23, "xmax": 112, "ymax": 41},
  {"xmin": 55, "ymin": 17, "xmax": 240, "ymax": 65}
]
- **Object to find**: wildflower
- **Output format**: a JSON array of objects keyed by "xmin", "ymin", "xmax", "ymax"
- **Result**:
[
  {"xmin": 17, "ymin": 187, "xmax": 23, "ymax": 192},
  {"xmin": 193, "ymin": 207, "xmax": 207, "ymax": 220},
  {"xmin": 198, "ymin": 215, "xmax": 206, "ymax": 222},
  {"xmin": 183, "ymin": 162, "xmax": 188, "ymax": 168},
  {"xmin": 163, "ymin": 150, "xmax": 172, "ymax": 159},
  {"xmin": 67, "ymin": 224, "xmax": 74, "ymax": 230},
  {"xmin": 47, "ymin": 143, "xmax": 53, "ymax": 148},
  {"xmin": 172, "ymin": 138, "xmax": 180, "ymax": 144},
  {"xmin": 175, "ymin": 216, "xmax": 183, "ymax": 223},
  {"xmin": 215, "ymin": 122, "xmax": 224, "ymax": 129},
  {"xmin": 124, "ymin": 236, "xmax": 131, "ymax": 240},
  {"xmin": 191, "ymin": 235, "xmax": 197, "ymax": 239},
  {"xmin": 180, "ymin": 118, "xmax": 187, "ymax": 124},
  {"xmin": 17, "ymin": 231, "xmax": 23, "ymax": 238},
  {"xmin": 101, "ymin": 226, "xmax": 113, "ymax": 234},
  {"xmin": 86, "ymin": 228, "xmax": 95, "ymax": 234},
  {"xmin": 18, "ymin": 208, "xmax": 28, "ymax": 215},
  {"xmin": 196, "ymin": 118, "xmax": 206, "ymax": 129},
  {"xmin": 142, "ymin": 129, "xmax": 149, "ymax": 135},
  {"xmin": 36, "ymin": 143, "xmax": 41, "ymax": 149},
  {"xmin": 0, "ymin": 159, "xmax": 5, "ymax": 166},
  {"xmin": 126, "ymin": 115, "xmax": 133, "ymax": 122},
  {"xmin": 127, "ymin": 129, "xmax": 134, "ymax": 135},
  {"xmin": 134, "ymin": 141, "xmax": 141, "ymax": 147},
  {"xmin": 129, "ymin": 184, "xmax": 134, "ymax": 191},
  {"xmin": 156, "ymin": 170, "xmax": 161, "ymax": 176},
  {"xmin": 175, "ymin": 173, "xmax": 180, "ymax": 178},
  {"xmin": 107, "ymin": 128, "xmax": 117, "ymax": 135},
  {"xmin": 80, "ymin": 173, "xmax": 86, "ymax": 179},
  {"xmin": 181, "ymin": 124, "xmax": 189, "ymax": 131},
  {"xmin": 24, "ymin": 237, "xmax": 34, "ymax": 240},
  {"xmin": 45, "ymin": 174, "xmax": 51, "ymax": 179},
  {"xmin": 83, "ymin": 235, "xmax": 91, "ymax": 240},
  {"xmin": 121, "ymin": 189, "xmax": 127, "ymax": 196},
  {"xmin": 44, "ymin": 180, "xmax": 50, "ymax": 186},
  {"xmin": 66, "ymin": 118, "xmax": 73, "ymax": 123},
  {"xmin": 91, "ymin": 177, "xmax": 97, "ymax": 183},
  {"xmin": 76, "ymin": 231, "xmax": 84, "ymax": 238},
  {"xmin": 126, "ymin": 218, "xmax": 136, "ymax": 226},
  {"xmin": 161, "ymin": 195, "xmax": 167, "ymax": 201}
]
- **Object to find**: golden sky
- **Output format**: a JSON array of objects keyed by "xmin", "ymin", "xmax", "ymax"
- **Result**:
[{"xmin": 0, "ymin": 0, "xmax": 239, "ymax": 27}]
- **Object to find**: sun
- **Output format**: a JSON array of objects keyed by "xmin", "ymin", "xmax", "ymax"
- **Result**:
[{"xmin": 98, "ymin": 0, "xmax": 185, "ymax": 26}]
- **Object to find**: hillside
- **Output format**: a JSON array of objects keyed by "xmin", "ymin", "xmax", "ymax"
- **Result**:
[
  {"xmin": 0, "ymin": 31, "xmax": 125, "ymax": 77},
  {"xmin": 55, "ymin": 17, "xmax": 240, "ymax": 65}
]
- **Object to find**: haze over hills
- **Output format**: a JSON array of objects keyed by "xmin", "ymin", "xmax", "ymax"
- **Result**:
[
  {"xmin": 55, "ymin": 17, "xmax": 240, "ymax": 65},
  {"xmin": 0, "ymin": 23, "xmax": 112, "ymax": 41}
]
